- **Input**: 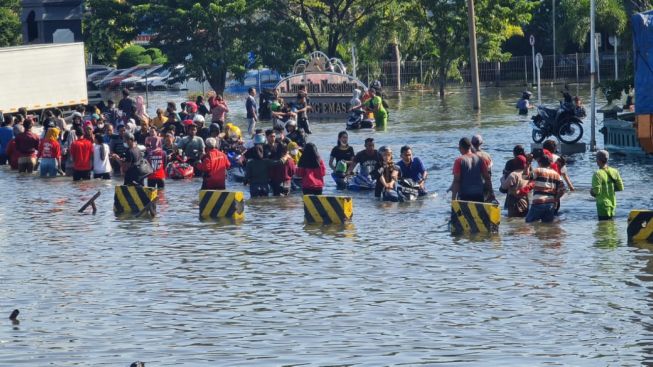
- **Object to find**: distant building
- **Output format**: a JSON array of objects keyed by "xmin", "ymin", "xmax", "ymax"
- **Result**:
[{"xmin": 21, "ymin": 0, "xmax": 83, "ymax": 44}]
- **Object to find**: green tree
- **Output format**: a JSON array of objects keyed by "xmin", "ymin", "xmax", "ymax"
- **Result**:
[
  {"xmin": 274, "ymin": 0, "xmax": 391, "ymax": 58},
  {"xmin": 83, "ymin": 0, "xmax": 140, "ymax": 65},
  {"xmin": 138, "ymin": 0, "xmax": 301, "ymax": 93},
  {"xmin": 116, "ymin": 45, "xmax": 152, "ymax": 68},
  {"xmin": 411, "ymin": 0, "xmax": 536, "ymax": 96},
  {"xmin": 0, "ymin": 0, "xmax": 21, "ymax": 47},
  {"xmin": 559, "ymin": 0, "xmax": 627, "ymax": 49}
]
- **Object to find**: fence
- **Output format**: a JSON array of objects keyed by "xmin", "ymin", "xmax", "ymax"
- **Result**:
[{"xmin": 362, "ymin": 52, "xmax": 630, "ymax": 90}]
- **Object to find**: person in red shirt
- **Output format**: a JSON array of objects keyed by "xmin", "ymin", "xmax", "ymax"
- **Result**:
[
  {"xmin": 269, "ymin": 144, "xmax": 296, "ymax": 196},
  {"xmin": 451, "ymin": 137, "xmax": 494, "ymax": 202},
  {"xmin": 5, "ymin": 124, "xmax": 24, "ymax": 170},
  {"xmin": 38, "ymin": 127, "xmax": 62, "ymax": 177},
  {"xmin": 196, "ymin": 137, "xmax": 231, "ymax": 190},
  {"xmin": 69, "ymin": 126, "xmax": 94, "ymax": 181},
  {"xmin": 147, "ymin": 146, "xmax": 167, "ymax": 189},
  {"xmin": 14, "ymin": 118, "xmax": 40, "ymax": 173},
  {"xmin": 297, "ymin": 142, "xmax": 326, "ymax": 195}
]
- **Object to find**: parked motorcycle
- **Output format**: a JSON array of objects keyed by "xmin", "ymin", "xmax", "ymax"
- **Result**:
[{"xmin": 531, "ymin": 91, "xmax": 584, "ymax": 144}]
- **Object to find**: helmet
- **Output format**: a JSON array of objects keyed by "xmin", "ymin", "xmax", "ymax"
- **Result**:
[
  {"xmin": 253, "ymin": 134, "xmax": 266, "ymax": 145},
  {"xmin": 193, "ymin": 114, "xmax": 205, "ymax": 124}
]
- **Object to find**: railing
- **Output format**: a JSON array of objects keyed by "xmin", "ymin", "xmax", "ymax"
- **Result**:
[{"xmin": 359, "ymin": 52, "xmax": 631, "ymax": 90}]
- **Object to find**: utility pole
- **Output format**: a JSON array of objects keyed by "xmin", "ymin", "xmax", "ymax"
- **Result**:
[
  {"xmin": 552, "ymin": 0, "xmax": 556, "ymax": 82},
  {"xmin": 590, "ymin": 0, "xmax": 597, "ymax": 151},
  {"xmin": 466, "ymin": 0, "xmax": 481, "ymax": 110}
]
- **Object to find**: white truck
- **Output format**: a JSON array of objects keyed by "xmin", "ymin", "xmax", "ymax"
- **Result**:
[{"xmin": 0, "ymin": 42, "xmax": 88, "ymax": 114}]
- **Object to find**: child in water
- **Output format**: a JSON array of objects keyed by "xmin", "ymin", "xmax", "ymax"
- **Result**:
[{"xmin": 516, "ymin": 91, "xmax": 533, "ymax": 115}]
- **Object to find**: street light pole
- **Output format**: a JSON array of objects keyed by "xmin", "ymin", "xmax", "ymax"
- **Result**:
[
  {"xmin": 590, "ymin": 0, "xmax": 597, "ymax": 151},
  {"xmin": 552, "ymin": 0, "xmax": 556, "ymax": 82},
  {"xmin": 466, "ymin": 0, "xmax": 481, "ymax": 110}
]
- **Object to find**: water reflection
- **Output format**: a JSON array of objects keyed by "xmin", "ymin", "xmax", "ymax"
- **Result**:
[
  {"xmin": 594, "ymin": 220, "xmax": 622, "ymax": 248},
  {"xmin": 4, "ymin": 85, "xmax": 653, "ymax": 365}
]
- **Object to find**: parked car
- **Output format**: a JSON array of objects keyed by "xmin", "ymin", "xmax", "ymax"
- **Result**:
[
  {"xmin": 87, "ymin": 81, "xmax": 103, "ymax": 107},
  {"xmin": 225, "ymin": 69, "xmax": 281, "ymax": 93},
  {"xmin": 96, "ymin": 68, "xmax": 126, "ymax": 89},
  {"xmin": 86, "ymin": 64, "xmax": 113, "ymax": 75},
  {"xmin": 134, "ymin": 65, "xmax": 187, "ymax": 91},
  {"xmin": 87, "ymin": 69, "xmax": 114, "ymax": 84},
  {"xmin": 120, "ymin": 65, "xmax": 165, "ymax": 90},
  {"xmin": 98, "ymin": 65, "xmax": 150, "ymax": 90}
]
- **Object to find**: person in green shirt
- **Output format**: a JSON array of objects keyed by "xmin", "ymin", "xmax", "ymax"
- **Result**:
[
  {"xmin": 364, "ymin": 88, "xmax": 387, "ymax": 128},
  {"xmin": 590, "ymin": 150, "xmax": 624, "ymax": 220}
]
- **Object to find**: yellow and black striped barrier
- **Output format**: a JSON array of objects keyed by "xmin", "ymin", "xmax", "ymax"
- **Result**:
[
  {"xmin": 450, "ymin": 200, "xmax": 500, "ymax": 235},
  {"xmin": 303, "ymin": 195, "xmax": 353, "ymax": 224},
  {"xmin": 199, "ymin": 190, "xmax": 245, "ymax": 220},
  {"xmin": 113, "ymin": 185, "xmax": 158, "ymax": 217},
  {"xmin": 627, "ymin": 210, "xmax": 653, "ymax": 242}
]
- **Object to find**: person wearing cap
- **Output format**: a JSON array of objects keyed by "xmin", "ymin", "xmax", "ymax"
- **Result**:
[
  {"xmin": 118, "ymin": 89, "xmax": 136, "ymax": 120},
  {"xmin": 285, "ymin": 119, "xmax": 305, "ymax": 147},
  {"xmin": 69, "ymin": 125, "xmax": 94, "ymax": 181},
  {"xmin": 524, "ymin": 154, "xmax": 565, "ymax": 223},
  {"xmin": 591, "ymin": 150, "xmax": 624, "ymax": 220},
  {"xmin": 516, "ymin": 91, "xmax": 533, "ymax": 115},
  {"xmin": 499, "ymin": 155, "xmax": 529, "ymax": 217},
  {"xmin": 471, "ymin": 135, "xmax": 493, "ymax": 190},
  {"xmin": 451, "ymin": 137, "xmax": 494, "ymax": 203},
  {"xmin": 196, "ymin": 137, "xmax": 231, "ymax": 190}
]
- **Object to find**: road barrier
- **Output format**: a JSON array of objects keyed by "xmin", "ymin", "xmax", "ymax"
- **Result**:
[
  {"xmin": 303, "ymin": 195, "xmax": 353, "ymax": 224},
  {"xmin": 114, "ymin": 185, "xmax": 158, "ymax": 217},
  {"xmin": 199, "ymin": 190, "xmax": 245, "ymax": 220},
  {"xmin": 628, "ymin": 210, "xmax": 653, "ymax": 242},
  {"xmin": 450, "ymin": 200, "xmax": 500, "ymax": 235}
]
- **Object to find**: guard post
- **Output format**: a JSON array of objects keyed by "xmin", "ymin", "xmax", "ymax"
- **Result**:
[
  {"xmin": 303, "ymin": 195, "xmax": 353, "ymax": 224},
  {"xmin": 113, "ymin": 185, "xmax": 158, "ymax": 217},
  {"xmin": 450, "ymin": 200, "xmax": 500, "ymax": 235},
  {"xmin": 199, "ymin": 190, "xmax": 245, "ymax": 220}
]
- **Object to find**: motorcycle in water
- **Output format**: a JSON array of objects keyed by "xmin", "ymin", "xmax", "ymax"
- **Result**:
[
  {"xmin": 346, "ymin": 110, "xmax": 375, "ymax": 130},
  {"xmin": 531, "ymin": 91, "xmax": 584, "ymax": 144},
  {"xmin": 227, "ymin": 151, "xmax": 245, "ymax": 182},
  {"xmin": 166, "ymin": 150, "xmax": 195, "ymax": 179}
]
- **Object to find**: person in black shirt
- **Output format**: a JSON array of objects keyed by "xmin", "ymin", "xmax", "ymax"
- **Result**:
[
  {"xmin": 329, "ymin": 131, "xmax": 355, "ymax": 189},
  {"xmin": 263, "ymin": 129, "xmax": 283, "ymax": 160},
  {"xmin": 118, "ymin": 89, "xmax": 136, "ymax": 120},
  {"xmin": 196, "ymin": 95, "xmax": 210, "ymax": 117}
]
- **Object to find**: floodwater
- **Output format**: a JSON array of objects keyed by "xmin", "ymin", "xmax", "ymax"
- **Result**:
[{"xmin": 3, "ymin": 85, "xmax": 653, "ymax": 366}]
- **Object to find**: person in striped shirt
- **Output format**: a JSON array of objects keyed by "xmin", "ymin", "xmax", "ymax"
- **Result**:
[{"xmin": 525, "ymin": 155, "xmax": 565, "ymax": 223}]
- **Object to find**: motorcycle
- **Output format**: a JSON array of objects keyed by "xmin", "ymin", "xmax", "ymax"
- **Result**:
[
  {"xmin": 227, "ymin": 151, "xmax": 245, "ymax": 182},
  {"xmin": 166, "ymin": 150, "xmax": 195, "ymax": 179},
  {"xmin": 346, "ymin": 110, "xmax": 375, "ymax": 130},
  {"xmin": 531, "ymin": 91, "xmax": 584, "ymax": 144}
]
